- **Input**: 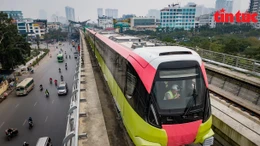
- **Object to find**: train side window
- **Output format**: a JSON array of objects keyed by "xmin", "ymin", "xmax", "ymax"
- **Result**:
[
  {"xmin": 125, "ymin": 64, "xmax": 148, "ymax": 119},
  {"xmin": 125, "ymin": 72, "xmax": 136, "ymax": 97}
]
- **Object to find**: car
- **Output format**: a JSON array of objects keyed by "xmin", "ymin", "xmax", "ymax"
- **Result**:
[
  {"xmin": 74, "ymin": 52, "xmax": 79, "ymax": 59},
  {"xmin": 57, "ymin": 81, "xmax": 68, "ymax": 95},
  {"xmin": 36, "ymin": 137, "xmax": 52, "ymax": 146}
]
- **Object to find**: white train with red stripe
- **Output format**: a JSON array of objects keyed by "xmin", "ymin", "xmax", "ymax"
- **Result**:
[{"xmin": 85, "ymin": 29, "xmax": 214, "ymax": 146}]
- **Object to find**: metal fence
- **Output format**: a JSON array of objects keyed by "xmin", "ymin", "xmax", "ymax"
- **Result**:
[
  {"xmin": 172, "ymin": 44, "xmax": 260, "ymax": 77},
  {"xmin": 63, "ymin": 39, "xmax": 81, "ymax": 146}
]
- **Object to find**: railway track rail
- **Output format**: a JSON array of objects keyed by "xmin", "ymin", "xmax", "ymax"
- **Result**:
[{"xmin": 209, "ymin": 88, "xmax": 260, "ymax": 120}]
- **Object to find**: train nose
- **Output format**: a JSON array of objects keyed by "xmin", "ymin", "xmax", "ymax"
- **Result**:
[{"xmin": 162, "ymin": 120, "xmax": 202, "ymax": 146}]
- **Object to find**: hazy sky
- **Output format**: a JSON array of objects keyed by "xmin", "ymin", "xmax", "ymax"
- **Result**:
[{"xmin": 1, "ymin": 0, "xmax": 249, "ymax": 22}]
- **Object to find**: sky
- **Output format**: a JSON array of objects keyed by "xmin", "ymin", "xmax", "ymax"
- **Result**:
[{"xmin": 0, "ymin": 0, "xmax": 249, "ymax": 22}]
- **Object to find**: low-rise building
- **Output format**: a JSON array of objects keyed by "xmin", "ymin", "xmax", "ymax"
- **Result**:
[
  {"xmin": 47, "ymin": 22, "xmax": 62, "ymax": 30},
  {"xmin": 0, "ymin": 11, "xmax": 23, "ymax": 21},
  {"xmin": 130, "ymin": 17, "xmax": 157, "ymax": 31},
  {"xmin": 197, "ymin": 13, "xmax": 216, "ymax": 28},
  {"xmin": 16, "ymin": 19, "xmax": 48, "ymax": 39},
  {"xmin": 98, "ymin": 16, "xmax": 113, "ymax": 29}
]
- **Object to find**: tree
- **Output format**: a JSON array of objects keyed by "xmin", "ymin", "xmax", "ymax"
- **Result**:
[
  {"xmin": 0, "ymin": 12, "xmax": 31, "ymax": 69},
  {"xmin": 36, "ymin": 35, "xmax": 40, "ymax": 49}
]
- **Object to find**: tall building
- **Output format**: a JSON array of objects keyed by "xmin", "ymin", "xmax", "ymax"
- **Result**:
[
  {"xmin": 65, "ymin": 6, "xmax": 75, "ymax": 21},
  {"xmin": 39, "ymin": 9, "xmax": 47, "ymax": 19},
  {"xmin": 160, "ymin": 3, "xmax": 196, "ymax": 30},
  {"xmin": 146, "ymin": 9, "xmax": 160, "ymax": 19},
  {"xmin": 232, "ymin": 0, "xmax": 241, "ymax": 13},
  {"xmin": 226, "ymin": 0, "xmax": 233, "ymax": 13},
  {"xmin": 105, "ymin": 9, "xmax": 118, "ymax": 18},
  {"xmin": 215, "ymin": 0, "xmax": 233, "ymax": 12},
  {"xmin": 97, "ymin": 8, "xmax": 103, "ymax": 17},
  {"xmin": 248, "ymin": 0, "xmax": 260, "ymax": 28},
  {"xmin": 196, "ymin": 5, "xmax": 215, "ymax": 17},
  {"xmin": 0, "ymin": 11, "xmax": 23, "ymax": 21}
]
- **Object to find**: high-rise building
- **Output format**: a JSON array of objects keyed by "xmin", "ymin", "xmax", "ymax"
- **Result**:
[
  {"xmin": 39, "ymin": 9, "xmax": 47, "ymax": 19},
  {"xmin": 65, "ymin": 6, "xmax": 75, "ymax": 21},
  {"xmin": 105, "ymin": 9, "xmax": 118, "ymax": 18},
  {"xmin": 146, "ymin": 9, "xmax": 160, "ymax": 19},
  {"xmin": 160, "ymin": 3, "xmax": 196, "ymax": 30},
  {"xmin": 97, "ymin": 8, "xmax": 103, "ymax": 17},
  {"xmin": 215, "ymin": 0, "xmax": 233, "ymax": 12},
  {"xmin": 232, "ymin": 0, "xmax": 241, "ymax": 13},
  {"xmin": 195, "ymin": 5, "xmax": 215, "ymax": 17},
  {"xmin": 226, "ymin": 0, "xmax": 233, "ymax": 13},
  {"xmin": 248, "ymin": 0, "xmax": 260, "ymax": 28},
  {"xmin": 0, "ymin": 11, "xmax": 23, "ymax": 21}
]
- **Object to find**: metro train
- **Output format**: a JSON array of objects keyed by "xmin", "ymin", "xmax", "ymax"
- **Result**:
[{"xmin": 85, "ymin": 29, "xmax": 214, "ymax": 146}]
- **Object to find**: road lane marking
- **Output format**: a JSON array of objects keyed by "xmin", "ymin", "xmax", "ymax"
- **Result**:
[
  {"xmin": 23, "ymin": 120, "xmax": 26, "ymax": 126},
  {"xmin": 15, "ymin": 104, "xmax": 19, "ymax": 108},
  {"xmin": 0, "ymin": 122, "xmax": 4, "ymax": 128},
  {"xmin": 52, "ymin": 100, "xmax": 55, "ymax": 104},
  {"xmin": 34, "ymin": 102, "xmax": 37, "ymax": 106},
  {"xmin": 45, "ymin": 116, "xmax": 48, "ymax": 122}
]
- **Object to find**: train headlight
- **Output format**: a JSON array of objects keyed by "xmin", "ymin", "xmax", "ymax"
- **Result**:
[{"xmin": 203, "ymin": 136, "xmax": 214, "ymax": 146}]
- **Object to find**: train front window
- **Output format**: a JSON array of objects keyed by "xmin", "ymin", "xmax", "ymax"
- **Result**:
[{"xmin": 152, "ymin": 67, "xmax": 205, "ymax": 112}]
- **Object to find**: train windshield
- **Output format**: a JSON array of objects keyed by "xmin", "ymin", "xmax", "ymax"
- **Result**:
[{"xmin": 152, "ymin": 67, "xmax": 206, "ymax": 112}]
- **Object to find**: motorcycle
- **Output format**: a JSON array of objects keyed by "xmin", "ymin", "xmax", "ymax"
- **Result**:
[
  {"xmin": 40, "ymin": 86, "xmax": 43, "ymax": 91},
  {"xmin": 59, "ymin": 69, "xmax": 61, "ymax": 73},
  {"xmin": 50, "ymin": 80, "xmax": 52, "ymax": 84},
  {"xmin": 65, "ymin": 66, "xmax": 67, "ymax": 70},
  {"xmin": 29, "ymin": 121, "xmax": 33, "ymax": 129},
  {"xmin": 5, "ymin": 128, "xmax": 18, "ymax": 141},
  {"xmin": 45, "ymin": 92, "xmax": 49, "ymax": 98}
]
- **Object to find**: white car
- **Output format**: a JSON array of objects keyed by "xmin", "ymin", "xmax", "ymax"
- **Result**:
[{"xmin": 57, "ymin": 82, "xmax": 68, "ymax": 95}]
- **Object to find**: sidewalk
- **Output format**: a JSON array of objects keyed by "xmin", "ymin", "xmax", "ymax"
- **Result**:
[
  {"xmin": 0, "ymin": 51, "xmax": 45, "ymax": 103},
  {"xmin": 17, "ymin": 51, "xmax": 44, "ymax": 72}
]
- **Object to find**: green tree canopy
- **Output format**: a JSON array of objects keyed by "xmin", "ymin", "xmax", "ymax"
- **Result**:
[{"xmin": 0, "ymin": 12, "xmax": 31, "ymax": 69}]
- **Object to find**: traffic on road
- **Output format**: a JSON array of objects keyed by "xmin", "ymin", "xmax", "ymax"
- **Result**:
[{"xmin": 0, "ymin": 41, "xmax": 78, "ymax": 146}]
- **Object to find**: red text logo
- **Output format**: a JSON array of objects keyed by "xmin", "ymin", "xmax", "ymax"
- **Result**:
[{"xmin": 214, "ymin": 8, "xmax": 258, "ymax": 23}]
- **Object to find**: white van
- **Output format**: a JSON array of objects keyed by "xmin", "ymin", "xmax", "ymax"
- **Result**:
[{"xmin": 36, "ymin": 137, "xmax": 52, "ymax": 146}]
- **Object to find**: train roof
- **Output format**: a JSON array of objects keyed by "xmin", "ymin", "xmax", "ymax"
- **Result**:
[{"xmin": 87, "ymin": 29, "xmax": 205, "ymax": 92}]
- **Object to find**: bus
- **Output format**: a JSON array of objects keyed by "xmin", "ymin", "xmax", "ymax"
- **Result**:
[
  {"xmin": 16, "ymin": 78, "xmax": 34, "ymax": 96},
  {"xmin": 57, "ymin": 54, "xmax": 64, "ymax": 62}
]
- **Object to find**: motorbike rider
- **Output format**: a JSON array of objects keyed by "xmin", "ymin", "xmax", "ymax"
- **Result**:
[
  {"xmin": 54, "ymin": 79, "xmax": 58, "ymax": 86},
  {"xmin": 28, "ymin": 117, "xmax": 33, "ymax": 122},
  {"xmin": 69, "ymin": 55, "xmax": 71, "ymax": 59},
  {"xmin": 61, "ymin": 75, "xmax": 64, "ymax": 81},
  {"xmin": 6, "ymin": 128, "xmax": 13, "ymax": 134},
  {"xmin": 23, "ymin": 141, "xmax": 29, "ymax": 146},
  {"xmin": 40, "ymin": 84, "xmax": 43, "ymax": 90},
  {"xmin": 59, "ymin": 68, "xmax": 61, "ymax": 73},
  {"xmin": 45, "ymin": 89, "xmax": 49, "ymax": 96},
  {"xmin": 49, "ymin": 78, "xmax": 52, "ymax": 83}
]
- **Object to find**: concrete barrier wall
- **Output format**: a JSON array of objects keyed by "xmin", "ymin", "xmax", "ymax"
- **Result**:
[
  {"xmin": 212, "ymin": 115, "xmax": 257, "ymax": 146},
  {"xmin": 211, "ymin": 96, "xmax": 260, "ymax": 146}
]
